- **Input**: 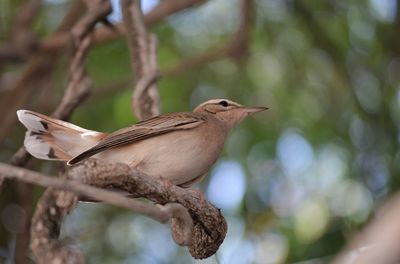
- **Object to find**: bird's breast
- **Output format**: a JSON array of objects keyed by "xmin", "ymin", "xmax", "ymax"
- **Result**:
[{"xmin": 97, "ymin": 123, "xmax": 226, "ymax": 186}]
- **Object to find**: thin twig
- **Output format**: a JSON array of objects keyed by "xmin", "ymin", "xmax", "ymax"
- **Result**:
[
  {"xmin": 92, "ymin": 0, "xmax": 252, "ymax": 96},
  {"xmin": 0, "ymin": 1, "xmax": 82, "ymax": 147},
  {"xmin": 0, "ymin": 163, "xmax": 187, "ymax": 224},
  {"xmin": 0, "ymin": 0, "xmax": 205, "ymax": 146},
  {"xmin": 0, "ymin": 7, "xmax": 112, "ymax": 248},
  {"xmin": 0, "ymin": 0, "xmax": 207, "ymax": 61},
  {"xmin": 40, "ymin": 0, "xmax": 207, "ymax": 53},
  {"xmin": 1, "ymin": 4, "xmax": 112, "ymax": 261},
  {"xmin": 0, "ymin": 162, "xmax": 194, "ymax": 258},
  {"xmin": 8, "ymin": 0, "xmax": 112, "ymax": 168},
  {"xmin": 0, "ymin": 0, "xmax": 228, "ymax": 262}
]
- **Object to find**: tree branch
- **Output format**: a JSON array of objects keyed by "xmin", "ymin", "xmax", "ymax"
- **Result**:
[
  {"xmin": 8, "ymin": 0, "xmax": 112, "ymax": 169},
  {"xmin": 0, "ymin": 1, "xmax": 85, "ymax": 148},
  {"xmin": 0, "ymin": 0, "xmax": 42, "ymax": 62},
  {"xmin": 0, "ymin": 0, "xmax": 228, "ymax": 262},
  {"xmin": 67, "ymin": 159, "xmax": 227, "ymax": 259},
  {"xmin": 0, "ymin": 162, "xmax": 189, "ymax": 226},
  {"xmin": 0, "ymin": 0, "xmax": 207, "ymax": 146},
  {"xmin": 333, "ymin": 193, "xmax": 400, "ymax": 264},
  {"xmin": 40, "ymin": 0, "xmax": 207, "ymax": 53},
  {"xmin": 0, "ymin": 0, "xmax": 207, "ymax": 60},
  {"xmin": 0, "ymin": 160, "xmax": 227, "ymax": 260},
  {"xmin": 121, "ymin": 0, "xmax": 160, "ymax": 120},
  {"xmin": 91, "ymin": 0, "xmax": 253, "ymax": 99},
  {"xmin": 31, "ymin": 189, "xmax": 84, "ymax": 264},
  {"xmin": 11, "ymin": 0, "xmax": 41, "ymax": 38},
  {"xmin": 0, "ymin": 3, "xmax": 113, "ymax": 261}
]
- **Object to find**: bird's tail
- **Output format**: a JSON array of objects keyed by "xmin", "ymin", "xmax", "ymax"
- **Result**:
[{"xmin": 16, "ymin": 110, "xmax": 106, "ymax": 162}]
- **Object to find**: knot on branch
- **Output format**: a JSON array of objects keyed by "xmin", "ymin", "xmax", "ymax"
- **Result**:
[{"xmin": 31, "ymin": 159, "xmax": 227, "ymax": 261}]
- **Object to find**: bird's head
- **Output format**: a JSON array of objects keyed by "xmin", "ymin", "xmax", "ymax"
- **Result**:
[{"xmin": 193, "ymin": 99, "xmax": 267, "ymax": 129}]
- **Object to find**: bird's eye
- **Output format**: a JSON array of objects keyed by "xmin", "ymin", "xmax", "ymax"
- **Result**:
[{"xmin": 219, "ymin": 100, "xmax": 229, "ymax": 107}]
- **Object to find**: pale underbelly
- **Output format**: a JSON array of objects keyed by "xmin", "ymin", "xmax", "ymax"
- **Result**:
[{"xmin": 95, "ymin": 130, "xmax": 224, "ymax": 185}]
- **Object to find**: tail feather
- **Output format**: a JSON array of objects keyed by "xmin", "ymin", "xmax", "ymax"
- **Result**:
[{"xmin": 17, "ymin": 110, "xmax": 106, "ymax": 162}]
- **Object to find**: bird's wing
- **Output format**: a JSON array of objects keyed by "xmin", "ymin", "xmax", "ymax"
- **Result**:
[{"xmin": 67, "ymin": 112, "xmax": 206, "ymax": 165}]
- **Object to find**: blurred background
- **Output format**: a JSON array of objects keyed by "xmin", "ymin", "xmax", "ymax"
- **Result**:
[{"xmin": 1, "ymin": 0, "xmax": 400, "ymax": 263}]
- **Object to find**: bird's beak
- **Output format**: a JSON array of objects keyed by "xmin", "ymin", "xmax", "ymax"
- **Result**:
[{"xmin": 243, "ymin": 106, "xmax": 268, "ymax": 115}]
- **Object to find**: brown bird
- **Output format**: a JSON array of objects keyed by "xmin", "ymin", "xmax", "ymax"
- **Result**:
[{"xmin": 17, "ymin": 99, "xmax": 266, "ymax": 187}]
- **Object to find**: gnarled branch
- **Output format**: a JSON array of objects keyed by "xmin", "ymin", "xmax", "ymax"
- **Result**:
[{"xmin": 0, "ymin": 160, "xmax": 227, "ymax": 261}]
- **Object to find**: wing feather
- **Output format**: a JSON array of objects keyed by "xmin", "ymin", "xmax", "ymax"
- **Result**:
[{"xmin": 67, "ymin": 113, "xmax": 205, "ymax": 165}]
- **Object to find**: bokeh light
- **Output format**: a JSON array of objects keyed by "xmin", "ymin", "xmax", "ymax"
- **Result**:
[
  {"xmin": 254, "ymin": 232, "xmax": 288, "ymax": 264},
  {"xmin": 277, "ymin": 129, "xmax": 314, "ymax": 176},
  {"xmin": 294, "ymin": 197, "xmax": 330, "ymax": 243},
  {"xmin": 109, "ymin": 0, "xmax": 159, "ymax": 22},
  {"xmin": 207, "ymin": 160, "xmax": 246, "ymax": 213}
]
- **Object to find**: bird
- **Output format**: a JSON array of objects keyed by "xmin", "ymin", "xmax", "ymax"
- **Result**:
[{"xmin": 17, "ymin": 99, "xmax": 267, "ymax": 187}]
